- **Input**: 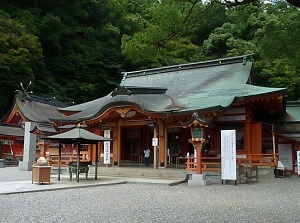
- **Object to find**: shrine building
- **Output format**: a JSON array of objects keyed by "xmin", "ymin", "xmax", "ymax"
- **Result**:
[
  {"xmin": 0, "ymin": 55, "xmax": 299, "ymax": 174},
  {"xmin": 52, "ymin": 55, "xmax": 295, "ymax": 172}
]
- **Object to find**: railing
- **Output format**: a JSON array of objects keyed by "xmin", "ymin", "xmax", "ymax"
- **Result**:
[
  {"xmin": 236, "ymin": 153, "xmax": 278, "ymax": 167},
  {"xmin": 186, "ymin": 153, "xmax": 278, "ymax": 172},
  {"xmin": 186, "ymin": 157, "xmax": 221, "ymax": 172}
]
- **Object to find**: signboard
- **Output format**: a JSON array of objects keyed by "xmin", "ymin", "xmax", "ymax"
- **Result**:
[
  {"xmin": 278, "ymin": 144, "xmax": 292, "ymax": 170},
  {"xmin": 221, "ymin": 130, "xmax": 236, "ymax": 180},
  {"xmin": 297, "ymin": 151, "xmax": 300, "ymax": 175},
  {"xmin": 103, "ymin": 130, "xmax": 111, "ymax": 164},
  {"xmin": 152, "ymin": 138, "xmax": 158, "ymax": 146}
]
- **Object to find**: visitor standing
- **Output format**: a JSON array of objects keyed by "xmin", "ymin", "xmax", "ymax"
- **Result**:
[{"xmin": 144, "ymin": 147, "xmax": 150, "ymax": 166}]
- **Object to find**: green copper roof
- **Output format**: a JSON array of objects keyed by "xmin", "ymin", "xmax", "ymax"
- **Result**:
[
  {"xmin": 56, "ymin": 55, "xmax": 286, "ymax": 122},
  {"xmin": 272, "ymin": 101, "xmax": 300, "ymax": 142},
  {"xmin": 275, "ymin": 101, "xmax": 300, "ymax": 123}
]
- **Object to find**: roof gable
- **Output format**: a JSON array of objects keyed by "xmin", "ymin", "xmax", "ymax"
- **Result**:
[{"xmin": 1, "ymin": 92, "xmax": 68, "ymax": 124}]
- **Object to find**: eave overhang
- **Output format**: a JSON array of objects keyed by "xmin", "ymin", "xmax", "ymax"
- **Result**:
[{"xmin": 0, "ymin": 125, "xmax": 24, "ymax": 137}]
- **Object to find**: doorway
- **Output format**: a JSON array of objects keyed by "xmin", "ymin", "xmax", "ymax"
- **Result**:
[{"xmin": 121, "ymin": 126, "xmax": 150, "ymax": 164}]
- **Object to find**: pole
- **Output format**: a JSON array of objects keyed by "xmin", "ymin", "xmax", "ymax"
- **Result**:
[
  {"xmin": 272, "ymin": 132, "xmax": 276, "ymax": 154},
  {"xmin": 196, "ymin": 141, "xmax": 202, "ymax": 174},
  {"xmin": 272, "ymin": 132, "xmax": 277, "ymax": 165},
  {"xmin": 153, "ymin": 125, "xmax": 158, "ymax": 169},
  {"xmin": 95, "ymin": 143, "xmax": 98, "ymax": 180},
  {"xmin": 77, "ymin": 143, "xmax": 80, "ymax": 182},
  {"xmin": 58, "ymin": 142, "xmax": 61, "ymax": 181}
]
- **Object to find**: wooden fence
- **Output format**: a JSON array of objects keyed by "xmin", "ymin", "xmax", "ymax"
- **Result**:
[{"xmin": 186, "ymin": 153, "xmax": 278, "ymax": 172}]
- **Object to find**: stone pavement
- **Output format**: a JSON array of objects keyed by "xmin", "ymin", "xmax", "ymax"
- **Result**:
[{"xmin": 0, "ymin": 167, "xmax": 186, "ymax": 195}]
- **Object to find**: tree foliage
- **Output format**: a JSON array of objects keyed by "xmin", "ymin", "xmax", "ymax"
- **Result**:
[
  {"xmin": 0, "ymin": 0, "xmax": 124, "ymax": 109},
  {"xmin": 202, "ymin": 2, "xmax": 300, "ymax": 99},
  {"xmin": 212, "ymin": 0, "xmax": 300, "ymax": 8},
  {"xmin": 0, "ymin": 0, "xmax": 299, "ymax": 117},
  {"xmin": 121, "ymin": 0, "xmax": 208, "ymax": 68},
  {"xmin": 0, "ymin": 15, "xmax": 45, "ymax": 116}
]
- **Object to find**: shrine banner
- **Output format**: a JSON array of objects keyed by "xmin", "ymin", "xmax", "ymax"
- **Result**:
[
  {"xmin": 221, "ymin": 130, "xmax": 236, "ymax": 180},
  {"xmin": 103, "ymin": 130, "xmax": 111, "ymax": 164}
]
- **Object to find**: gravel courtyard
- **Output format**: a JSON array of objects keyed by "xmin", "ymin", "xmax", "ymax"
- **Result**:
[{"xmin": 0, "ymin": 167, "xmax": 299, "ymax": 223}]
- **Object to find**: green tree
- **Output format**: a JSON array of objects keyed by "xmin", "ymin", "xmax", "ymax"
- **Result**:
[
  {"xmin": 0, "ymin": 0, "xmax": 299, "ymax": 114},
  {"xmin": 0, "ymin": 16, "xmax": 46, "ymax": 116},
  {"xmin": 121, "ymin": 0, "xmax": 208, "ymax": 69},
  {"xmin": 211, "ymin": 0, "xmax": 300, "ymax": 9},
  {"xmin": 254, "ymin": 2, "xmax": 300, "ymax": 100},
  {"xmin": 202, "ymin": 1, "xmax": 300, "ymax": 100}
]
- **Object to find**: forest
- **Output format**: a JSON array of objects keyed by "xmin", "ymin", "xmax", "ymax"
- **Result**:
[{"xmin": 0, "ymin": 0, "xmax": 299, "ymax": 117}]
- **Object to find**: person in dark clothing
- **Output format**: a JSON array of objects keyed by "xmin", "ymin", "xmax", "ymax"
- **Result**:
[{"xmin": 144, "ymin": 147, "xmax": 150, "ymax": 166}]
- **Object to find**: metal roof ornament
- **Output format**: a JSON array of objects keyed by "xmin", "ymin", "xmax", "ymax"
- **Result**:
[
  {"xmin": 180, "ymin": 112, "xmax": 208, "ymax": 128},
  {"xmin": 20, "ymin": 81, "xmax": 33, "ymax": 98},
  {"xmin": 111, "ymin": 85, "xmax": 131, "ymax": 97}
]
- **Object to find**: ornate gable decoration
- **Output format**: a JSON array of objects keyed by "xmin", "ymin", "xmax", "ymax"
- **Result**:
[{"xmin": 116, "ymin": 108, "xmax": 131, "ymax": 118}]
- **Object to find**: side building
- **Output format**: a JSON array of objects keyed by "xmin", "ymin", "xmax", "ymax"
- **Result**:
[{"xmin": 0, "ymin": 92, "xmax": 69, "ymax": 169}]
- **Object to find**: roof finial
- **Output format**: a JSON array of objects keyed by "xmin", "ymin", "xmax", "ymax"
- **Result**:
[
  {"xmin": 19, "ymin": 81, "xmax": 32, "ymax": 97},
  {"xmin": 243, "ymin": 56, "xmax": 247, "ymax": 65},
  {"xmin": 121, "ymin": 72, "xmax": 127, "ymax": 81}
]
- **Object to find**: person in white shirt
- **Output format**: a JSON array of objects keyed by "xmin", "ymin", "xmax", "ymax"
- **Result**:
[{"xmin": 144, "ymin": 147, "xmax": 151, "ymax": 166}]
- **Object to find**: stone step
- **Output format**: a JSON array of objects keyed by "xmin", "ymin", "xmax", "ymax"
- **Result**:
[
  {"xmin": 52, "ymin": 164, "xmax": 276, "ymax": 180},
  {"xmin": 89, "ymin": 166, "xmax": 187, "ymax": 179}
]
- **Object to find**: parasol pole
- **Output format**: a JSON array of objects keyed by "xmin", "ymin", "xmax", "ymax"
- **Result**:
[
  {"xmin": 77, "ymin": 143, "xmax": 80, "ymax": 182},
  {"xmin": 95, "ymin": 142, "xmax": 98, "ymax": 180},
  {"xmin": 58, "ymin": 142, "xmax": 61, "ymax": 181}
]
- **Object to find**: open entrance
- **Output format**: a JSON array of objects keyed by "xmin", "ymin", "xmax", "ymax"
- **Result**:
[
  {"xmin": 167, "ymin": 127, "xmax": 192, "ymax": 166},
  {"xmin": 120, "ymin": 126, "xmax": 152, "ymax": 165},
  {"xmin": 119, "ymin": 126, "xmax": 197, "ymax": 168}
]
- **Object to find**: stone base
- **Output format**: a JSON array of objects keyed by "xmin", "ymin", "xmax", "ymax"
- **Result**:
[
  {"xmin": 188, "ymin": 174, "xmax": 210, "ymax": 186},
  {"xmin": 0, "ymin": 159, "xmax": 5, "ymax": 168},
  {"xmin": 19, "ymin": 161, "xmax": 34, "ymax": 171}
]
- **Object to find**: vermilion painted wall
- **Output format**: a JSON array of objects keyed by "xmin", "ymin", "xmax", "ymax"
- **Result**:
[{"xmin": 250, "ymin": 123, "xmax": 262, "ymax": 154}]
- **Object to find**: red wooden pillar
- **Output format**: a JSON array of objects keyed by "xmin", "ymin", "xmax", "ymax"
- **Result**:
[
  {"xmin": 244, "ymin": 106, "xmax": 252, "ymax": 154},
  {"xmin": 196, "ymin": 141, "xmax": 203, "ymax": 174}
]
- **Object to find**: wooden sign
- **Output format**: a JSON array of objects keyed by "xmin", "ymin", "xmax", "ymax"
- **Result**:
[
  {"xmin": 221, "ymin": 130, "xmax": 236, "ymax": 181},
  {"xmin": 103, "ymin": 130, "xmax": 111, "ymax": 164}
]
